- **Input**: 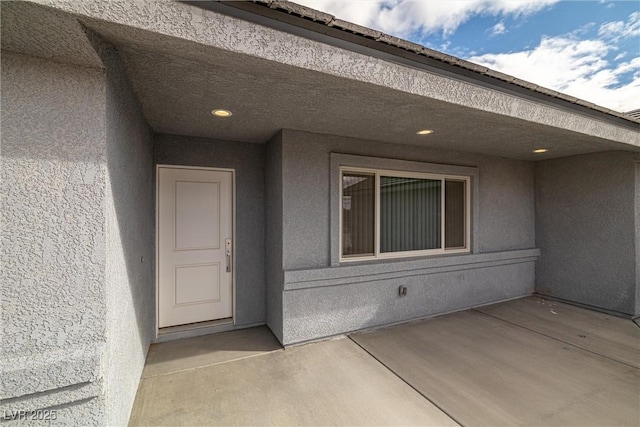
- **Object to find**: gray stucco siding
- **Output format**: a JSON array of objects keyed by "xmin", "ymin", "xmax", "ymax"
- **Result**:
[
  {"xmin": 282, "ymin": 251, "xmax": 537, "ymax": 344},
  {"xmin": 275, "ymin": 129, "xmax": 537, "ymax": 345},
  {"xmin": 280, "ymin": 129, "xmax": 536, "ymax": 270},
  {"xmin": 636, "ymin": 160, "xmax": 640, "ymax": 316},
  {"xmin": 28, "ymin": 0, "xmax": 639, "ymax": 148},
  {"xmin": 1, "ymin": 52, "xmax": 108, "ymax": 423},
  {"xmin": 265, "ymin": 132, "xmax": 285, "ymax": 342},
  {"xmin": 535, "ymin": 151, "xmax": 638, "ymax": 315},
  {"xmin": 100, "ymin": 37, "xmax": 155, "ymax": 426},
  {"xmin": 2, "ymin": 0, "xmax": 638, "ymax": 424},
  {"xmin": 1, "ymin": 42, "xmax": 158, "ymax": 425},
  {"xmin": 154, "ymin": 134, "xmax": 266, "ymax": 326}
]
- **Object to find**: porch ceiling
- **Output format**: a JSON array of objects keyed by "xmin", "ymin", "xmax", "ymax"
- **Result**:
[
  {"xmin": 2, "ymin": 1, "xmax": 639, "ymax": 161},
  {"xmin": 116, "ymin": 44, "xmax": 631, "ymax": 161}
]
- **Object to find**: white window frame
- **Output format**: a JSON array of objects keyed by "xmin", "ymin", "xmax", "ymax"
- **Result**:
[{"xmin": 339, "ymin": 166, "xmax": 471, "ymax": 263}]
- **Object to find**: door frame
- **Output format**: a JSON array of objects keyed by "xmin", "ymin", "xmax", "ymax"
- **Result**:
[{"xmin": 155, "ymin": 164, "xmax": 237, "ymax": 337}]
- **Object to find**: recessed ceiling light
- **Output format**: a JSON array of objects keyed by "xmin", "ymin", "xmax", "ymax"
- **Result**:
[
  {"xmin": 533, "ymin": 148, "xmax": 548, "ymax": 153},
  {"xmin": 416, "ymin": 129, "xmax": 434, "ymax": 135},
  {"xmin": 211, "ymin": 109, "xmax": 232, "ymax": 117}
]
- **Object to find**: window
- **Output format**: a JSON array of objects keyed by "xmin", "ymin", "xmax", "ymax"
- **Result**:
[{"xmin": 340, "ymin": 167, "xmax": 470, "ymax": 261}]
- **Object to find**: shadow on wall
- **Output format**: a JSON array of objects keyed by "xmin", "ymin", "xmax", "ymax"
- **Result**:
[
  {"xmin": 0, "ymin": 51, "xmax": 109, "ymax": 414},
  {"xmin": 98, "ymin": 34, "xmax": 156, "ymax": 425},
  {"xmin": 104, "ymin": 52, "xmax": 155, "ymax": 352},
  {"xmin": 281, "ymin": 258, "xmax": 536, "ymax": 345},
  {"xmin": 0, "ymin": 39, "xmax": 154, "ymax": 424},
  {"xmin": 101, "ymin": 40, "xmax": 156, "ymax": 355}
]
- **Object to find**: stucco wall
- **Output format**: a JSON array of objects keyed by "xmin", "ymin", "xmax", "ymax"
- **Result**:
[
  {"xmin": 282, "ymin": 249, "xmax": 538, "ymax": 343},
  {"xmin": 636, "ymin": 161, "xmax": 640, "ymax": 316},
  {"xmin": 154, "ymin": 134, "xmax": 266, "ymax": 326},
  {"xmin": 276, "ymin": 129, "xmax": 537, "ymax": 344},
  {"xmin": 99, "ymin": 41, "xmax": 155, "ymax": 425},
  {"xmin": 1, "ymin": 42, "xmax": 155, "ymax": 424},
  {"xmin": 535, "ymin": 151, "xmax": 639, "ymax": 315},
  {"xmin": 280, "ymin": 129, "xmax": 536, "ymax": 270},
  {"xmin": 265, "ymin": 132, "xmax": 284, "ymax": 342},
  {"xmin": 1, "ymin": 52, "xmax": 108, "ymax": 423},
  {"xmin": 27, "ymin": 0, "xmax": 639, "ymax": 148}
]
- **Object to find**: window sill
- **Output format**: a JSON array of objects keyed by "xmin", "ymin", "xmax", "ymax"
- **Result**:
[
  {"xmin": 284, "ymin": 248, "xmax": 540, "ymax": 291},
  {"xmin": 340, "ymin": 248, "xmax": 470, "ymax": 263}
]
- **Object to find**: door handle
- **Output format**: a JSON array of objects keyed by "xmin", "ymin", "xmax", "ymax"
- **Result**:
[{"xmin": 225, "ymin": 238, "xmax": 232, "ymax": 273}]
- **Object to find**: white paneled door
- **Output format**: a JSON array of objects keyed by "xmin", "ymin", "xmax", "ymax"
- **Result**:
[{"xmin": 157, "ymin": 167, "xmax": 233, "ymax": 328}]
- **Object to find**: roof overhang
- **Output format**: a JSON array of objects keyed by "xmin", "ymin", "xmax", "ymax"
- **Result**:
[{"xmin": 2, "ymin": 0, "xmax": 638, "ymax": 161}]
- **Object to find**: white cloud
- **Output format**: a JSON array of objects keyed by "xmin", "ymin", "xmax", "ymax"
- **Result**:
[
  {"xmin": 598, "ymin": 11, "xmax": 640, "ymax": 41},
  {"xmin": 490, "ymin": 21, "xmax": 507, "ymax": 36},
  {"xmin": 294, "ymin": 0, "xmax": 557, "ymax": 37},
  {"xmin": 468, "ymin": 13, "xmax": 640, "ymax": 112},
  {"xmin": 598, "ymin": 0, "xmax": 615, "ymax": 7},
  {"xmin": 293, "ymin": 1, "xmax": 382, "ymax": 29},
  {"xmin": 294, "ymin": 1, "xmax": 638, "ymax": 112},
  {"xmin": 614, "ymin": 52, "xmax": 627, "ymax": 61},
  {"xmin": 470, "ymin": 38, "xmax": 609, "ymax": 91}
]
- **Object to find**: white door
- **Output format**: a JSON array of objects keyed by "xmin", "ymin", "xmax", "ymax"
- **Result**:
[{"xmin": 157, "ymin": 167, "xmax": 233, "ymax": 328}]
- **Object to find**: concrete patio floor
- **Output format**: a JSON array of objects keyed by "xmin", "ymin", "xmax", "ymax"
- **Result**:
[{"xmin": 129, "ymin": 297, "xmax": 640, "ymax": 426}]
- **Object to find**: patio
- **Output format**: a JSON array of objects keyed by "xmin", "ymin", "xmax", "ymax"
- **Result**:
[{"xmin": 129, "ymin": 297, "xmax": 640, "ymax": 426}]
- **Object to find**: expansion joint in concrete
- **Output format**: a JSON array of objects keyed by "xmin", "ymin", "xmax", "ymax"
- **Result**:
[
  {"xmin": 471, "ymin": 309, "xmax": 639, "ymax": 370},
  {"xmin": 346, "ymin": 335, "xmax": 464, "ymax": 427},
  {"xmin": 142, "ymin": 349, "xmax": 284, "ymax": 379}
]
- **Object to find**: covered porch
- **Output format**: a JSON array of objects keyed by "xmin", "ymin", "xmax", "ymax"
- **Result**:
[
  {"xmin": 129, "ymin": 296, "xmax": 640, "ymax": 426},
  {"xmin": 2, "ymin": 1, "xmax": 639, "ymax": 425}
]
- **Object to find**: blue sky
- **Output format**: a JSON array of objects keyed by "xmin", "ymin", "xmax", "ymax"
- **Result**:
[{"xmin": 294, "ymin": 0, "xmax": 640, "ymax": 112}]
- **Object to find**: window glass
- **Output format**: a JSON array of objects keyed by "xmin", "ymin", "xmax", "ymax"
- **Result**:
[
  {"xmin": 380, "ymin": 177, "xmax": 441, "ymax": 252},
  {"xmin": 342, "ymin": 173, "xmax": 375, "ymax": 257},
  {"xmin": 340, "ymin": 168, "xmax": 469, "ymax": 261},
  {"xmin": 445, "ymin": 180, "xmax": 466, "ymax": 249}
]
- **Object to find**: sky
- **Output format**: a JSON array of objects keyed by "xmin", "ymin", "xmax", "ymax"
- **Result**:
[{"xmin": 293, "ymin": 0, "xmax": 640, "ymax": 113}]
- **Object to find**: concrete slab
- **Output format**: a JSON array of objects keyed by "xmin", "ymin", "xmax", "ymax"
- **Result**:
[
  {"xmin": 351, "ymin": 310, "xmax": 640, "ymax": 426},
  {"xmin": 476, "ymin": 296, "xmax": 640, "ymax": 368},
  {"xmin": 142, "ymin": 326, "xmax": 282, "ymax": 378},
  {"xmin": 129, "ymin": 337, "xmax": 458, "ymax": 426}
]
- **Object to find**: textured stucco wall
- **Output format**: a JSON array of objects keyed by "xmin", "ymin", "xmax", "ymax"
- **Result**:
[
  {"xmin": 536, "ymin": 151, "xmax": 638, "ymax": 315},
  {"xmin": 98, "ymin": 39, "xmax": 155, "ymax": 425},
  {"xmin": 280, "ymin": 130, "xmax": 535, "ymax": 270},
  {"xmin": 154, "ymin": 134, "xmax": 266, "ymax": 326},
  {"xmin": 636, "ymin": 161, "xmax": 640, "ymax": 316},
  {"xmin": 1, "ymin": 52, "xmax": 108, "ymax": 423},
  {"xmin": 283, "ymin": 250, "xmax": 538, "ymax": 343},
  {"xmin": 28, "ymin": 0, "xmax": 639, "ymax": 148},
  {"xmin": 274, "ymin": 129, "xmax": 536, "ymax": 344},
  {"xmin": 265, "ymin": 132, "xmax": 284, "ymax": 342},
  {"xmin": 1, "ymin": 42, "xmax": 155, "ymax": 424}
]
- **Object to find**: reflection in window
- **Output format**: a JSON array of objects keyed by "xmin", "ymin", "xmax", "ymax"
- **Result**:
[
  {"xmin": 342, "ymin": 173, "xmax": 375, "ymax": 257},
  {"xmin": 445, "ymin": 180, "xmax": 466, "ymax": 249},
  {"xmin": 340, "ymin": 168, "xmax": 469, "ymax": 261}
]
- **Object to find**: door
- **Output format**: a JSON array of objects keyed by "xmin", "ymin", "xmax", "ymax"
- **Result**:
[{"xmin": 157, "ymin": 166, "xmax": 233, "ymax": 328}]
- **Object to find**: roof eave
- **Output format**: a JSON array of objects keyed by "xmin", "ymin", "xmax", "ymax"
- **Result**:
[{"xmin": 200, "ymin": 0, "xmax": 639, "ymax": 129}]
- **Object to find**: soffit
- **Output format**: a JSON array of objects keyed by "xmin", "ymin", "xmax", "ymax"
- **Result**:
[
  {"xmin": 116, "ymin": 44, "xmax": 630, "ymax": 161},
  {"xmin": 2, "ymin": 1, "xmax": 638, "ymax": 161},
  {"xmin": 221, "ymin": 0, "xmax": 639, "ymax": 125}
]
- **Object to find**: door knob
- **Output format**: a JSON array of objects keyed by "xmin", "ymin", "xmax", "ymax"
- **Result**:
[{"xmin": 225, "ymin": 238, "xmax": 232, "ymax": 273}]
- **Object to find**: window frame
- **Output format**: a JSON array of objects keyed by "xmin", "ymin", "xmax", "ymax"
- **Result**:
[{"xmin": 339, "ymin": 166, "xmax": 471, "ymax": 263}]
